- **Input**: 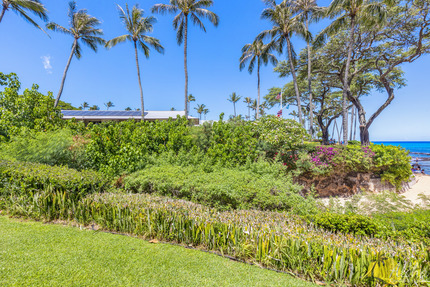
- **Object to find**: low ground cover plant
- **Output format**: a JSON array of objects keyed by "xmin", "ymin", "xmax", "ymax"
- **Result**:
[{"xmin": 123, "ymin": 163, "xmax": 313, "ymax": 212}]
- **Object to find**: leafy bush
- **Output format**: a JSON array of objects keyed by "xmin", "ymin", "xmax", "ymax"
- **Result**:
[
  {"xmin": 0, "ymin": 72, "xmax": 65, "ymax": 140},
  {"xmin": 0, "ymin": 159, "xmax": 110, "ymax": 199},
  {"xmin": 311, "ymin": 212, "xmax": 380, "ymax": 236},
  {"xmin": 123, "ymin": 163, "xmax": 313, "ymax": 212},
  {"xmin": 291, "ymin": 144, "xmax": 412, "ymax": 188},
  {"xmin": 253, "ymin": 116, "xmax": 309, "ymax": 154},
  {"xmin": 0, "ymin": 129, "xmax": 89, "ymax": 170}
]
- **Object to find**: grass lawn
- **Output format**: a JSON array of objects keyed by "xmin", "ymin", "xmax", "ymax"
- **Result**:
[{"xmin": 0, "ymin": 216, "xmax": 315, "ymax": 286}]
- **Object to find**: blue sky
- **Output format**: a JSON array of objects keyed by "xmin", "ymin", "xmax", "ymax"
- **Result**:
[{"xmin": 0, "ymin": 0, "xmax": 429, "ymax": 141}]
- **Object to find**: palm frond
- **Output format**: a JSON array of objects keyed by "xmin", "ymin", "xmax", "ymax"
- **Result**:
[
  {"xmin": 193, "ymin": 8, "xmax": 219, "ymax": 26},
  {"xmin": 12, "ymin": 4, "xmax": 48, "ymax": 35},
  {"xmin": 190, "ymin": 13, "xmax": 206, "ymax": 32},
  {"xmin": 11, "ymin": 0, "xmax": 48, "ymax": 21},
  {"xmin": 151, "ymin": 4, "xmax": 178, "ymax": 15}
]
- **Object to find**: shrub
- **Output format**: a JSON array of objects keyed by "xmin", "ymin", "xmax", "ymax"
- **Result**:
[
  {"xmin": 0, "ymin": 129, "xmax": 89, "ymax": 170},
  {"xmin": 123, "ymin": 164, "xmax": 311, "ymax": 212},
  {"xmin": 0, "ymin": 159, "xmax": 110, "ymax": 199},
  {"xmin": 291, "ymin": 144, "xmax": 412, "ymax": 188},
  {"xmin": 311, "ymin": 212, "xmax": 381, "ymax": 236}
]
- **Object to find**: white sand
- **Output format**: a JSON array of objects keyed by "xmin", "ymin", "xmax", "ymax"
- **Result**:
[
  {"xmin": 402, "ymin": 174, "xmax": 430, "ymax": 204},
  {"xmin": 319, "ymin": 174, "xmax": 430, "ymax": 210}
]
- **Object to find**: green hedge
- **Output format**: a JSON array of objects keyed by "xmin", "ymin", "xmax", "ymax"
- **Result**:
[
  {"xmin": 123, "ymin": 165, "xmax": 312, "ymax": 212},
  {"xmin": 0, "ymin": 159, "xmax": 110, "ymax": 200}
]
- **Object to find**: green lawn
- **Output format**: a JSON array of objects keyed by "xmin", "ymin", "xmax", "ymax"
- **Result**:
[{"xmin": 0, "ymin": 216, "xmax": 314, "ymax": 287}]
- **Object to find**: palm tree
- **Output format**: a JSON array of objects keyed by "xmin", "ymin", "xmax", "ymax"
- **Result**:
[
  {"xmin": 0, "ymin": 0, "xmax": 48, "ymax": 33},
  {"xmin": 240, "ymin": 39, "xmax": 278, "ymax": 120},
  {"xmin": 203, "ymin": 108, "xmax": 209, "ymax": 120},
  {"xmin": 125, "ymin": 107, "xmax": 132, "ymax": 111},
  {"xmin": 152, "ymin": 0, "xmax": 219, "ymax": 119},
  {"xmin": 315, "ymin": 0, "xmax": 389, "ymax": 144},
  {"xmin": 228, "ymin": 92, "xmax": 242, "ymax": 117},
  {"xmin": 104, "ymin": 101, "xmax": 114, "ymax": 110},
  {"xmin": 251, "ymin": 99, "xmax": 258, "ymax": 120},
  {"xmin": 243, "ymin": 97, "xmax": 252, "ymax": 120},
  {"xmin": 89, "ymin": 105, "xmax": 99, "ymax": 110},
  {"xmin": 80, "ymin": 101, "xmax": 89, "ymax": 110},
  {"xmin": 47, "ymin": 1, "xmax": 105, "ymax": 108},
  {"xmin": 106, "ymin": 4, "xmax": 164, "ymax": 120},
  {"xmin": 259, "ymin": 0, "xmax": 310, "ymax": 126},
  {"xmin": 194, "ymin": 103, "xmax": 206, "ymax": 120},
  {"xmin": 187, "ymin": 94, "xmax": 195, "ymax": 114},
  {"xmin": 291, "ymin": 0, "xmax": 323, "ymax": 137}
]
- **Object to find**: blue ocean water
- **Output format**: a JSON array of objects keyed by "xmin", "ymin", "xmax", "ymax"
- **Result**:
[{"xmin": 373, "ymin": 141, "xmax": 430, "ymax": 175}]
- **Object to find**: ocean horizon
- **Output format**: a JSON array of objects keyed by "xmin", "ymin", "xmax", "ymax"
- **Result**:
[{"xmin": 373, "ymin": 141, "xmax": 430, "ymax": 175}]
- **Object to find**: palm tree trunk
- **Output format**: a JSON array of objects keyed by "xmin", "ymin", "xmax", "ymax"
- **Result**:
[
  {"xmin": 342, "ymin": 17, "xmax": 356, "ymax": 145},
  {"xmin": 248, "ymin": 106, "xmax": 250, "ymax": 120},
  {"xmin": 306, "ymin": 16, "xmax": 314, "ymax": 138},
  {"xmin": 184, "ymin": 15, "xmax": 189, "ymax": 119},
  {"xmin": 134, "ymin": 41, "xmax": 145, "ymax": 120},
  {"xmin": 234, "ymin": 102, "xmax": 236, "ymax": 117},
  {"xmin": 54, "ymin": 39, "xmax": 77, "ymax": 108},
  {"xmin": 286, "ymin": 36, "xmax": 303, "ymax": 126},
  {"xmin": 257, "ymin": 59, "xmax": 261, "ymax": 120},
  {"xmin": 0, "ymin": 4, "xmax": 7, "ymax": 23}
]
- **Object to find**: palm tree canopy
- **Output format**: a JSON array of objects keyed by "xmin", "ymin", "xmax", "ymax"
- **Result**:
[
  {"xmin": 240, "ymin": 39, "xmax": 278, "ymax": 74},
  {"xmin": 188, "ymin": 94, "xmax": 196, "ymax": 102},
  {"xmin": 290, "ymin": 0, "xmax": 325, "ymax": 23},
  {"xmin": 46, "ymin": 1, "xmax": 105, "ymax": 59},
  {"xmin": 259, "ymin": 0, "xmax": 311, "ymax": 54},
  {"xmin": 228, "ymin": 92, "xmax": 242, "ymax": 103},
  {"xmin": 195, "ymin": 103, "xmax": 206, "ymax": 114},
  {"xmin": 313, "ymin": 0, "xmax": 391, "ymax": 46},
  {"xmin": 152, "ymin": 0, "xmax": 219, "ymax": 45},
  {"xmin": 243, "ymin": 97, "xmax": 252, "ymax": 105},
  {"xmin": 106, "ymin": 4, "xmax": 164, "ymax": 58},
  {"xmin": 1, "ymin": 0, "xmax": 48, "ymax": 32}
]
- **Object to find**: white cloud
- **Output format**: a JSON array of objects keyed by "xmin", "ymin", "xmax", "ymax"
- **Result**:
[{"xmin": 41, "ymin": 55, "xmax": 52, "ymax": 74}]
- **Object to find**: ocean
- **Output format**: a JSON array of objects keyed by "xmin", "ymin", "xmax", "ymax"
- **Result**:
[{"xmin": 373, "ymin": 141, "xmax": 430, "ymax": 175}]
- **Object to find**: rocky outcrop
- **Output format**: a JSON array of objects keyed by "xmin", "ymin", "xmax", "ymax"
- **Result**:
[{"xmin": 296, "ymin": 173, "xmax": 413, "ymax": 198}]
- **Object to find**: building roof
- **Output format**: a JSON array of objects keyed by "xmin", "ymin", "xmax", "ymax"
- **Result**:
[{"xmin": 61, "ymin": 110, "xmax": 196, "ymax": 120}]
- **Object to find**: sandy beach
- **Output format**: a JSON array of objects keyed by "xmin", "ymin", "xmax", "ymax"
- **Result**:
[{"xmin": 402, "ymin": 174, "xmax": 430, "ymax": 204}]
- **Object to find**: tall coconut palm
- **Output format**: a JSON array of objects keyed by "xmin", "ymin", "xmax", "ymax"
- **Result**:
[
  {"xmin": 251, "ymin": 99, "xmax": 258, "ymax": 120},
  {"xmin": 203, "ymin": 108, "xmax": 209, "ymax": 120},
  {"xmin": 106, "ymin": 4, "xmax": 164, "ymax": 120},
  {"xmin": 228, "ymin": 92, "xmax": 242, "ymax": 117},
  {"xmin": 243, "ymin": 96, "xmax": 252, "ymax": 120},
  {"xmin": 194, "ymin": 103, "xmax": 206, "ymax": 120},
  {"xmin": 240, "ymin": 39, "xmax": 278, "ymax": 120},
  {"xmin": 0, "ymin": 0, "xmax": 48, "ymax": 33},
  {"xmin": 152, "ymin": 0, "xmax": 219, "ymax": 119},
  {"xmin": 259, "ymin": 0, "xmax": 310, "ymax": 126},
  {"xmin": 291, "ymin": 0, "xmax": 323, "ymax": 137},
  {"xmin": 47, "ymin": 1, "xmax": 105, "ymax": 108},
  {"xmin": 187, "ymin": 94, "xmax": 195, "ymax": 114},
  {"xmin": 314, "ymin": 0, "xmax": 389, "ymax": 144}
]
